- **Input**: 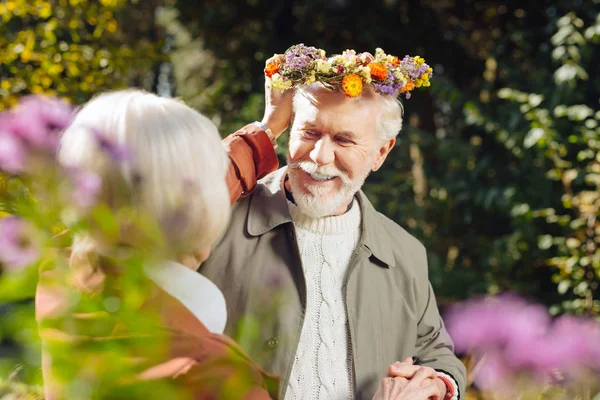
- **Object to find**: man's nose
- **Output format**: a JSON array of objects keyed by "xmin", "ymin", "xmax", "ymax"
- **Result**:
[{"xmin": 309, "ymin": 137, "xmax": 335, "ymax": 166}]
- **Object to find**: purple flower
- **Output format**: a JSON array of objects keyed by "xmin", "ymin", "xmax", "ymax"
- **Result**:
[
  {"xmin": 283, "ymin": 44, "xmax": 324, "ymax": 72},
  {"xmin": 0, "ymin": 217, "xmax": 42, "ymax": 270},
  {"xmin": 446, "ymin": 294, "xmax": 549, "ymax": 353},
  {"xmin": 92, "ymin": 129, "xmax": 130, "ymax": 162},
  {"xmin": 0, "ymin": 131, "xmax": 27, "ymax": 173},
  {"xmin": 373, "ymin": 72, "xmax": 397, "ymax": 96},
  {"xmin": 525, "ymin": 315, "xmax": 600, "ymax": 376},
  {"xmin": 19, "ymin": 95, "xmax": 73, "ymax": 128},
  {"xmin": 398, "ymin": 55, "xmax": 430, "ymax": 80},
  {"xmin": 5, "ymin": 96, "xmax": 73, "ymax": 152},
  {"xmin": 70, "ymin": 169, "xmax": 102, "ymax": 208},
  {"xmin": 373, "ymin": 82, "xmax": 396, "ymax": 96},
  {"xmin": 446, "ymin": 293, "xmax": 600, "ymax": 391},
  {"xmin": 473, "ymin": 350, "xmax": 515, "ymax": 394}
]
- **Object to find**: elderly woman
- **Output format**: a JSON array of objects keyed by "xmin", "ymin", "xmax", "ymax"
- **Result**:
[{"xmin": 36, "ymin": 88, "xmax": 293, "ymax": 399}]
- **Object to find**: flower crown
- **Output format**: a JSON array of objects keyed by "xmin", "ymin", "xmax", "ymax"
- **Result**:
[{"xmin": 264, "ymin": 44, "xmax": 433, "ymax": 99}]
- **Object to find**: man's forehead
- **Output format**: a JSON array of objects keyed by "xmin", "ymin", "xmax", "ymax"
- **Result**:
[{"xmin": 294, "ymin": 95, "xmax": 378, "ymax": 136}]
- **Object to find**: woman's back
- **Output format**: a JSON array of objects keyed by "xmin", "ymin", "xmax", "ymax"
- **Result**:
[{"xmin": 36, "ymin": 90, "xmax": 278, "ymax": 399}]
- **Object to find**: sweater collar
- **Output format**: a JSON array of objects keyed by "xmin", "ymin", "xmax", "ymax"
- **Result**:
[
  {"xmin": 246, "ymin": 167, "xmax": 396, "ymax": 268},
  {"xmin": 287, "ymin": 198, "xmax": 361, "ymax": 234},
  {"xmin": 144, "ymin": 260, "xmax": 228, "ymax": 333}
]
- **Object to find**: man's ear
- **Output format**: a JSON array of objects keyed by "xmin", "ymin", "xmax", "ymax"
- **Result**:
[{"xmin": 372, "ymin": 138, "xmax": 396, "ymax": 172}]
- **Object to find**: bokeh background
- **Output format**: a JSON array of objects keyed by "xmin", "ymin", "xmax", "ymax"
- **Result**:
[{"xmin": 1, "ymin": 0, "xmax": 599, "ymax": 397}]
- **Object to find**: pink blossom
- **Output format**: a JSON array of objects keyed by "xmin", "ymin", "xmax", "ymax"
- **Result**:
[
  {"xmin": 0, "ymin": 217, "xmax": 42, "ymax": 270},
  {"xmin": 2, "ymin": 96, "xmax": 73, "ymax": 152},
  {"xmin": 473, "ymin": 350, "xmax": 515, "ymax": 395},
  {"xmin": 92, "ymin": 129, "xmax": 130, "ymax": 162},
  {"xmin": 446, "ymin": 293, "xmax": 600, "ymax": 391},
  {"xmin": 0, "ymin": 130, "xmax": 27, "ymax": 173},
  {"xmin": 446, "ymin": 294, "xmax": 550, "ymax": 354},
  {"xmin": 70, "ymin": 169, "xmax": 102, "ymax": 208},
  {"xmin": 358, "ymin": 52, "xmax": 375, "ymax": 65}
]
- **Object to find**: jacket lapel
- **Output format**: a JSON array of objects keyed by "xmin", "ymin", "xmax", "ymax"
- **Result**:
[
  {"xmin": 247, "ymin": 168, "xmax": 293, "ymax": 237},
  {"xmin": 246, "ymin": 167, "xmax": 396, "ymax": 269}
]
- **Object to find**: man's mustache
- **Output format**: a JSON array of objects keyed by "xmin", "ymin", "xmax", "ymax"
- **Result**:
[{"xmin": 288, "ymin": 160, "xmax": 351, "ymax": 185}]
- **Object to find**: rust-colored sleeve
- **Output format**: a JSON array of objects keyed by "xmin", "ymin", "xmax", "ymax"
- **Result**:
[{"xmin": 223, "ymin": 124, "xmax": 279, "ymax": 204}]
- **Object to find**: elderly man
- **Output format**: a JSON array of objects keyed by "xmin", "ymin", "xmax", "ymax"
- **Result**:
[{"xmin": 199, "ymin": 46, "xmax": 465, "ymax": 400}]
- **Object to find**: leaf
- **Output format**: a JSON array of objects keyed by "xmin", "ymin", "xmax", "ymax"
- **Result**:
[
  {"xmin": 538, "ymin": 235, "xmax": 553, "ymax": 250},
  {"xmin": 557, "ymin": 280, "xmax": 570, "ymax": 294},
  {"xmin": 528, "ymin": 94, "xmax": 543, "ymax": 107},
  {"xmin": 524, "ymin": 128, "xmax": 545, "ymax": 148}
]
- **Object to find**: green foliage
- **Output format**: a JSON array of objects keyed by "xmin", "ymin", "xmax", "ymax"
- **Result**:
[
  {"xmin": 1, "ymin": 0, "xmax": 599, "ymax": 398},
  {"xmin": 0, "ymin": 368, "xmax": 44, "ymax": 399},
  {"xmin": 168, "ymin": 0, "xmax": 600, "ymax": 315},
  {"xmin": 0, "ymin": 0, "xmax": 163, "ymax": 109},
  {"xmin": 452, "ymin": 10, "xmax": 600, "ymax": 314}
]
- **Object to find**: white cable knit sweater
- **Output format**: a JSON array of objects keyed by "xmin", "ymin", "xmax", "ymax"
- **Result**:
[{"xmin": 285, "ymin": 199, "xmax": 361, "ymax": 400}]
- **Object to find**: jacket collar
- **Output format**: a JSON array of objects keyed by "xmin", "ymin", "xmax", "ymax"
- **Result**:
[{"xmin": 246, "ymin": 167, "xmax": 396, "ymax": 268}]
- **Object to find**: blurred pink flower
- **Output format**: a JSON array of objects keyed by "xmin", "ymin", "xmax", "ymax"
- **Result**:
[
  {"xmin": 0, "ymin": 96, "xmax": 73, "ymax": 152},
  {"xmin": 93, "ymin": 129, "xmax": 130, "ymax": 162},
  {"xmin": 446, "ymin": 293, "xmax": 600, "ymax": 391},
  {"xmin": 14, "ymin": 96, "xmax": 73, "ymax": 150},
  {"xmin": 446, "ymin": 293, "xmax": 550, "ymax": 354},
  {"xmin": 70, "ymin": 169, "xmax": 102, "ymax": 208},
  {"xmin": 473, "ymin": 350, "xmax": 515, "ymax": 395},
  {"xmin": 0, "ymin": 217, "xmax": 42, "ymax": 270},
  {"xmin": 0, "ymin": 131, "xmax": 27, "ymax": 173}
]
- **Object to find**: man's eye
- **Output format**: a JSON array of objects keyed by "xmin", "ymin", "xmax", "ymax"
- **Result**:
[
  {"xmin": 336, "ymin": 137, "xmax": 353, "ymax": 144},
  {"xmin": 304, "ymin": 130, "xmax": 319, "ymax": 137}
]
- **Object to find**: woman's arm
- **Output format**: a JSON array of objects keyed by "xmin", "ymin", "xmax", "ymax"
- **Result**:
[
  {"xmin": 225, "ymin": 65, "xmax": 295, "ymax": 204},
  {"xmin": 224, "ymin": 124, "xmax": 279, "ymax": 204}
]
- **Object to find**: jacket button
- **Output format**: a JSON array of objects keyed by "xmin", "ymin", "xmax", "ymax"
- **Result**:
[{"xmin": 266, "ymin": 337, "xmax": 279, "ymax": 349}]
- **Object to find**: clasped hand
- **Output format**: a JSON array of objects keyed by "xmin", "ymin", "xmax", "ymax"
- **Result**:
[{"xmin": 372, "ymin": 357, "xmax": 446, "ymax": 400}]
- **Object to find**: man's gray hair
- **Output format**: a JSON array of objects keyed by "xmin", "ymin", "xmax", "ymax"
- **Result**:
[{"xmin": 376, "ymin": 95, "xmax": 403, "ymax": 144}]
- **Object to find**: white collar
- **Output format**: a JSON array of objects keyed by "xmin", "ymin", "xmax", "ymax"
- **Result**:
[{"xmin": 144, "ymin": 260, "xmax": 227, "ymax": 334}]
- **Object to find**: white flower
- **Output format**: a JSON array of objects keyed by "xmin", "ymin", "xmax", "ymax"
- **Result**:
[
  {"xmin": 271, "ymin": 73, "xmax": 292, "ymax": 91},
  {"xmin": 318, "ymin": 49, "xmax": 326, "ymax": 58},
  {"xmin": 342, "ymin": 49, "xmax": 357, "ymax": 58},
  {"xmin": 333, "ymin": 55, "xmax": 346, "ymax": 64},
  {"xmin": 393, "ymin": 70, "xmax": 402, "ymax": 79},
  {"xmin": 315, "ymin": 59, "xmax": 331, "ymax": 74},
  {"xmin": 357, "ymin": 66, "xmax": 372, "ymax": 83},
  {"xmin": 343, "ymin": 59, "xmax": 355, "ymax": 68}
]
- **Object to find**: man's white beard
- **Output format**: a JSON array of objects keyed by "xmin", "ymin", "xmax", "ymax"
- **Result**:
[{"xmin": 287, "ymin": 157, "xmax": 371, "ymax": 218}]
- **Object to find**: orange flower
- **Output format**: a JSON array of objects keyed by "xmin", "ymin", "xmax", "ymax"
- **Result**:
[
  {"xmin": 398, "ymin": 81, "xmax": 415, "ymax": 93},
  {"xmin": 368, "ymin": 63, "xmax": 388, "ymax": 81},
  {"xmin": 264, "ymin": 61, "xmax": 280, "ymax": 78},
  {"xmin": 342, "ymin": 74, "xmax": 363, "ymax": 97},
  {"xmin": 391, "ymin": 56, "xmax": 400, "ymax": 66}
]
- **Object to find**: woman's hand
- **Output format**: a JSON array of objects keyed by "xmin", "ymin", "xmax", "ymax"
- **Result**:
[
  {"xmin": 261, "ymin": 55, "xmax": 295, "ymax": 139},
  {"xmin": 372, "ymin": 368, "xmax": 442, "ymax": 400}
]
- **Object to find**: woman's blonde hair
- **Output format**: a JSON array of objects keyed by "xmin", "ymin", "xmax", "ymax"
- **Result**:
[{"xmin": 59, "ymin": 89, "xmax": 230, "ymax": 257}]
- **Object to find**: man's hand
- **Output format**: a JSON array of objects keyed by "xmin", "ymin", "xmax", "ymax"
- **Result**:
[
  {"xmin": 387, "ymin": 358, "xmax": 447, "ymax": 400},
  {"xmin": 372, "ymin": 368, "xmax": 442, "ymax": 400},
  {"xmin": 261, "ymin": 55, "xmax": 295, "ymax": 139}
]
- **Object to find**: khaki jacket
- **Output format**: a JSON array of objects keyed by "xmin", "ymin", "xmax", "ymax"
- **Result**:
[{"xmin": 199, "ymin": 168, "xmax": 466, "ymax": 399}]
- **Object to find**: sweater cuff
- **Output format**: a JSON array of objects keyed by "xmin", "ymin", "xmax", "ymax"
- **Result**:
[
  {"xmin": 436, "ymin": 371, "xmax": 459, "ymax": 400},
  {"xmin": 223, "ymin": 124, "xmax": 279, "ymax": 199}
]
